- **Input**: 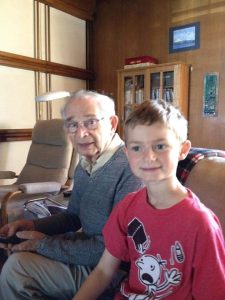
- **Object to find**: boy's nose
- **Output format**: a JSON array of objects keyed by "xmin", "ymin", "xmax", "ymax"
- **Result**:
[{"xmin": 143, "ymin": 148, "xmax": 157, "ymax": 161}]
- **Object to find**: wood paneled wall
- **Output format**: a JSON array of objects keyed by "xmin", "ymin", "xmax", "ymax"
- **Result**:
[{"xmin": 92, "ymin": 0, "xmax": 225, "ymax": 150}]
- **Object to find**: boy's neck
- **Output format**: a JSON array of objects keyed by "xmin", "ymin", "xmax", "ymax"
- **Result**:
[{"xmin": 146, "ymin": 179, "xmax": 188, "ymax": 209}]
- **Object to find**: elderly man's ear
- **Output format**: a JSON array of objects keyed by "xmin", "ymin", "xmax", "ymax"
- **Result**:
[{"xmin": 110, "ymin": 115, "xmax": 119, "ymax": 133}]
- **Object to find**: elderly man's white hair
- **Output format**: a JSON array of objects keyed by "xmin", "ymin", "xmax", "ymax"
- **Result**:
[{"xmin": 61, "ymin": 90, "xmax": 116, "ymax": 118}]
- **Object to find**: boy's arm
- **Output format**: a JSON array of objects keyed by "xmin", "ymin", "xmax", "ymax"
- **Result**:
[{"xmin": 73, "ymin": 248, "xmax": 121, "ymax": 300}]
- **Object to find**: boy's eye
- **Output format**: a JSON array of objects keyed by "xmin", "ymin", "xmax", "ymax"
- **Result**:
[
  {"xmin": 153, "ymin": 144, "xmax": 167, "ymax": 151},
  {"xmin": 130, "ymin": 145, "xmax": 142, "ymax": 152}
]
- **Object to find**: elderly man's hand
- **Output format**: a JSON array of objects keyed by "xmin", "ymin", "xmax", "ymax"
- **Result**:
[
  {"xmin": 0, "ymin": 219, "xmax": 36, "ymax": 251},
  {"xmin": 10, "ymin": 230, "xmax": 46, "ymax": 252},
  {"xmin": 0, "ymin": 219, "xmax": 35, "ymax": 237}
]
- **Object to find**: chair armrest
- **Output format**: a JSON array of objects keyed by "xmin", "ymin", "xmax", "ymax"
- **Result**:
[
  {"xmin": 19, "ymin": 182, "xmax": 61, "ymax": 194},
  {"xmin": 0, "ymin": 171, "xmax": 17, "ymax": 179}
]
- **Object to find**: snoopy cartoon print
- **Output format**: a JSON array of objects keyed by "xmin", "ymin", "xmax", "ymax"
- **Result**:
[{"xmin": 135, "ymin": 254, "xmax": 182, "ymax": 299}]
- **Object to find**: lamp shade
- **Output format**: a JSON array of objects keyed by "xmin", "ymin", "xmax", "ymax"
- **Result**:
[{"xmin": 35, "ymin": 91, "xmax": 71, "ymax": 102}]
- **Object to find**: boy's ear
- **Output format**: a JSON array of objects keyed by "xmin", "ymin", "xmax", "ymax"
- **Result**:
[{"xmin": 179, "ymin": 140, "xmax": 191, "ymax": 161}]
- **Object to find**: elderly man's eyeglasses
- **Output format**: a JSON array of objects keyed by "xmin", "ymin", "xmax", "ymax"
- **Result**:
[{"xmin": 64, "ymin": 117, "xmax": 104, "ymax": 133}]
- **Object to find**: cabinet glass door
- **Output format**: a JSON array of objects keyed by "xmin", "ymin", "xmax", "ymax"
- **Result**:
[
  {"xmin": 124, "ymin": 74, "xmax": 145, "ymax": 121},
  {"xmin": 163, "ymin": 71, "xmax": 174, "ymax": 103},
  {"xmin": 124, "ymin": 76, "xmax": 133, "ymax": 105},
  {"xmin": 134, "ymin": 75, "xmax": 144, "ymax": 104},
  {"xmin": 150, "ymin": 72, "xmax": 160, "ymax": 100},
  {"xmin": 124, "ymin": 105, "xmax": 133, "ymax": 121}
]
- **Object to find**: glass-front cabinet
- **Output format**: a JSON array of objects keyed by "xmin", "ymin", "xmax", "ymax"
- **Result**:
[
  {"xmin": 150, "ymin": 70, "xmax": 175, "ymax": 102},
  {"xmin": 117, "ymin": 62, "xmax": 190, "ymax": 136},
  {"xmin": 123, "ymin": 73, "xmax": 145, "ymax": 120}
]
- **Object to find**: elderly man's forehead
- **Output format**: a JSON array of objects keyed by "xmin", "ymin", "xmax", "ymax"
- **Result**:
[
  {"xmin": 70, "ymin": 96, "xmax": 97, "ymax": 104},
  {"xmin": 72, "ymin": 96, "xmax": 100, "ymax": 106},
  {"xmin": 65, "ymin": 97, "xmax": 102, "ymax": 116}
]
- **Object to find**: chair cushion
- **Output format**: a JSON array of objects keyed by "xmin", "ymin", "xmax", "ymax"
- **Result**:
[{"xmin": 19, "ymin": 182, "xmax": 61, "ymax": 194}]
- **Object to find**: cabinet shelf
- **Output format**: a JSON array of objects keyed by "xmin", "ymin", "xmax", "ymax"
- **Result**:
[{"xmin": 117, "ymin": 62, "xmax": 190, "ymax": 136}]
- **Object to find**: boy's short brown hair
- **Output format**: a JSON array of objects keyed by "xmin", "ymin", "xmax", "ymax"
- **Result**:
[{"xmin": 124, "ymin": 100, "xmax": 188, "ymax": 143}]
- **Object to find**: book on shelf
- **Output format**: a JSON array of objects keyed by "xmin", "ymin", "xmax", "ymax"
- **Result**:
[{"xmin": 135, "ymin": 89, "xmax": 144, "ymax": 104}]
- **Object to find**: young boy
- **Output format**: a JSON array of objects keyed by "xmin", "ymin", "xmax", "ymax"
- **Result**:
[{"xmin": 73, "ymin": 100, "xmax": 225, "ymax": 299}]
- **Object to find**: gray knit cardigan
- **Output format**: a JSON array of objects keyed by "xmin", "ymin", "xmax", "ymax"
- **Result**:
[{"xmin": 34, "ymin": 146, "xmax": 143, "ymax": 267}]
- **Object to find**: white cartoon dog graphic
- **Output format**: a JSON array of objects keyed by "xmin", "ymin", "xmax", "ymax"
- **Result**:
[{"xmin": 133, "ymin": 254, "xmax": 182, "ymax": 299}]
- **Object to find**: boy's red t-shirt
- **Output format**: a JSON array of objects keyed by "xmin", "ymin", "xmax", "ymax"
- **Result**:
[{"xmin": 103, "ymin": 187, "xmax": 225, "ymax": 299}]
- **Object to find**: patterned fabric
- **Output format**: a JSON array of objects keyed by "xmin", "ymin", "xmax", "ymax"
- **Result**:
[{"xmin": 177, "ymin": 147, "xmax": 225, "ymax": 184}]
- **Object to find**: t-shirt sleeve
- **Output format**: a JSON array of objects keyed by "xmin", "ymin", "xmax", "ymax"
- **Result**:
[
  {"xmin": 103, "ymin": 196, "xmax": 130, "ymax": 262},
  {"xmin": 192, "ymin": 211, "xmax": 225, "ymax": 299}
]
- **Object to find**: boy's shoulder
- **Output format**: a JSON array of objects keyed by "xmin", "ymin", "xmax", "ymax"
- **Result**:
[
  {"xmin": 183, "ymin": 189, "xmax": 222, "ymax": 232},
  {"xmin": 117, "ymin": 187, "xmax": 147, "ymax": 209}
]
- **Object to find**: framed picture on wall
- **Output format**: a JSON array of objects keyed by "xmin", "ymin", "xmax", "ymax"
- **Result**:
[
  {"xmin": 169, "ymin": 22, "xmax": 200, "ymax": 53},
  {"xmin": 203, "ymin": 73, "xmax": 219, "ymax": 117}
]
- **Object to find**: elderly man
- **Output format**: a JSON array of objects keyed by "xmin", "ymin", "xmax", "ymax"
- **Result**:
[{"xmin": 0, "ymin": 90, "xmax": 143, "ymax": 300}]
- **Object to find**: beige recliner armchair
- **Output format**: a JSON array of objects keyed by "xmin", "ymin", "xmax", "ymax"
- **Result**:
[{"xmin": 0, "ymin": 118, "xmax": 79, "ymax": 225}]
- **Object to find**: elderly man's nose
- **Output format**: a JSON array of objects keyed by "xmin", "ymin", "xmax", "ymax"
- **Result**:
[{"xmin": 75, "ymin": 125, "xmax": 89, "ymax": 136}]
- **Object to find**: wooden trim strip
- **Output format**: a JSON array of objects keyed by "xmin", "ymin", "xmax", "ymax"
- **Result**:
[
  {"xmin": 0, "ymin": 129, "xmax": 32, "ymax": 142},
  {"xmin": 37, "ymin": 0, "xmax": 96, "ymax": 20},
  {"xmin": 0, "ymin": 51, "xmax": 95, "ymax": 80}
]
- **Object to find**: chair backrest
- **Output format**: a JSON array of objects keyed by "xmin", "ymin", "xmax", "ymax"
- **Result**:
[
  {"xmin": 16, "ymin": 119, "xmax": 74, "ymax": 186},
  {"xmin": 177, "ymin": 147, "xmax": 225, "ymax": 237},
  {"xmin": 185, "ymin": 157, "xmax": 225, "ymax": 238}
]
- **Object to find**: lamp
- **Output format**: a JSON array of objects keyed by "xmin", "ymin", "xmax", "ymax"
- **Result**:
[
  {"xmin": 35, "ymin": 91, "xmax": 71, "ymax": 102},
  {"xmin": 35, "ymin": 90, "xmax": 71, "ymax": 120}
]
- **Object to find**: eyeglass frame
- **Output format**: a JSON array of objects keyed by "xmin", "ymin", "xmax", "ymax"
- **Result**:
[{"xmin": 64, "ymin": 117, "xmax": 105, "ymax": 134}]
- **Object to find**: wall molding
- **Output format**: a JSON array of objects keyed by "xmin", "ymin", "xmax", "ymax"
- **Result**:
[
  {"xmin": 37, "ymin": 0, "xmax": 96, "ymax": 20},
  {"xmin": 0, "ymin": 50, "xmax": 95, "ymax": 141},
  {"xmin": 0, "ymin": 51, "xmax": 95, "ymax": 80},
  {"xmin": 0, "ymin": 129, "xmax": 32, "ymax": 142}
]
